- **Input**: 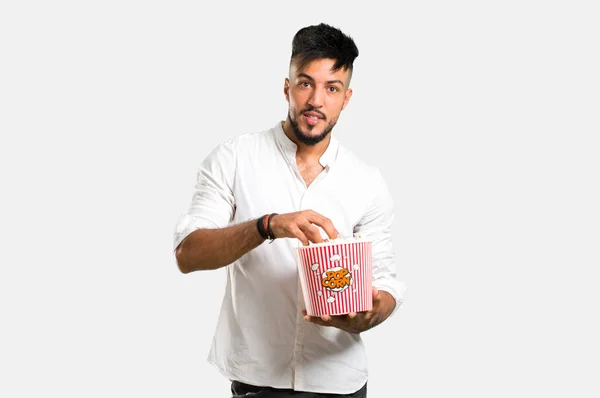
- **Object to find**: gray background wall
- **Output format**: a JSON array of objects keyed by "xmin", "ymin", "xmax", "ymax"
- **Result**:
[{"xmin": 1, "ymin": 1, "xmax": 598, "ymax": 397}]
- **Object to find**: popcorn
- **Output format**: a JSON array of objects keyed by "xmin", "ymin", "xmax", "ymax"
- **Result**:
[
  {"xmin": 296, "ymin": 237, "xmax": 372, "ymax": 316},
  {"xmin": 313, "ymin": 234, "xmax": 368, "ymax": 246}
]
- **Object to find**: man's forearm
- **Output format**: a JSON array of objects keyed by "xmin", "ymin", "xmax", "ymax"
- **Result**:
[{"xmin": 175, "ymin": 219, "xmax": 264, "ymax": 273}]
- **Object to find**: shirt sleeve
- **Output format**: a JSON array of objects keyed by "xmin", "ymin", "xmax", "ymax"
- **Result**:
[
  {"xmin": 173, "ymin": 140, "xmax": 236, "ymax": 251},
  {"xmin": 354, "ymin": 169, "xmax": 407, "ymax": 317}
]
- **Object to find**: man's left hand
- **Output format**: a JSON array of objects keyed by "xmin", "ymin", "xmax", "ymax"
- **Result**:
[{"xmin": 302, "ymin": 287, "xmax": 396, "ymax": 334}]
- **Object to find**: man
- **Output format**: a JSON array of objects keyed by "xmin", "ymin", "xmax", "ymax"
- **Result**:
[{"xmin": 174, "ymin": 23, "xmax": 407, "ymax": 397}]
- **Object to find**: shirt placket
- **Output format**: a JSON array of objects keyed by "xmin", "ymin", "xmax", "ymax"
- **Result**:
[
  {"xmin": 291, "ymin": 164, "xmax": 329, "ymax": 390},
  {"xmin": 277, "ymin": 131, "xmax": 332, "ymax": 390}
]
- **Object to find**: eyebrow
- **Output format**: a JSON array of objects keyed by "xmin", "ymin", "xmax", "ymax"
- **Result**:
[{"xmin": 297, "ymin": 73, "xmax": 345, "ymax": 88}]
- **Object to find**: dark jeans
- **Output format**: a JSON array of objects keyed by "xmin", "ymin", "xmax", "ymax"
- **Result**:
[{"xmin": 231, "ymin": 380, "xmax": 367, "ymax": 398}]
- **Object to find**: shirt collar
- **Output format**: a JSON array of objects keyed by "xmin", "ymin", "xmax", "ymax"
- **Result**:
[{"xmin": 274, "ymin": 121, "xmax": 339, "ymax": 168}]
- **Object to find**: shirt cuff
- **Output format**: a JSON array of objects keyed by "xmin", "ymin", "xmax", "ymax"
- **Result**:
[
  {"xmin": 372, "ymin": 279, "xmax": 407, "ymax": 318},
  {"xmin": 173, "ymin": 214, "xmax": 221, "ymax": 251}
]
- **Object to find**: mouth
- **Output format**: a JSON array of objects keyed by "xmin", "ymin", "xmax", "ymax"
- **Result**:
[{"xmin": 302, "ymin": 111, "xmax": 325, "ymax": 126}]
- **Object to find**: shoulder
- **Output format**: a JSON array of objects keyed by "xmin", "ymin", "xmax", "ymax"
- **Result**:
[
  {"xmin": 335, "ymin": 144, "xmax": 395, "ymax": 220},
  {"xmin": 205, "ymin": 127, "xmax": 274, "ymax": 160},
  {"xmin": 213, "ymin": 127, "xmax": 275, "ymax": 154},
  {"xmin": 336, "ymin": 143, "xmax": 385, "ymax": 183}
]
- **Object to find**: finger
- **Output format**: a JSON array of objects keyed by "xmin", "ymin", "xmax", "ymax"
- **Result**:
[
  {"xmin": 304, "ymin": 315, "xmax": 327, "ymax": 326},
  {"xmin": 298, "ymin": 221, "xmax": 324, "ymax": 244},
  {"xmin": 347, "ymin": 312, "xmax": 357, "ymax": 319},
  {"xmin": 372, "ymin": 286, "xmax": 380, "ymax": 300},
  {"xmin": 320, "ymin": 314, "xmax": 331, "ymax": 322},
  {"xmin": 291, "ymin": 226, "xmax": 310, "ymax": 246},
  {"xmin": 325, "ymin": 314, "xmax": 354, "ymax": 330},
  {"xmin": 303, "ymin": 310, "xmax": 325, "ymax": 323},
  {"xmin": 301, "ymin": 309, "xmax": 311, "ymax": 321},
  {"xmin": 306, "ymin": 210, "xmax": 339, "ymax": 240}
]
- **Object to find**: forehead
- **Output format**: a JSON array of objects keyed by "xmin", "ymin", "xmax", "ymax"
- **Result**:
[{"xmin": 290, "ymin": 58, "xmax": 351, "ymax": 82}]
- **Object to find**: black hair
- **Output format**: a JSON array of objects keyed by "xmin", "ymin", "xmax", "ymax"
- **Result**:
[{"xmin": 290, "ymin": 23, "xmax": 359, "ymax": 74}]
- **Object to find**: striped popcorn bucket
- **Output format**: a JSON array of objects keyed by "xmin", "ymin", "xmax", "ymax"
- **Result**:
[{"xmin": 296, "ymin": 239, "xmax": 372, "ymax": 316}]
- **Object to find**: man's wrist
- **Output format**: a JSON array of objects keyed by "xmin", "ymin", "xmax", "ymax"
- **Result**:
[{"xmin": 256, "ymin": 213, "xmax": 278, "ymax": 241}]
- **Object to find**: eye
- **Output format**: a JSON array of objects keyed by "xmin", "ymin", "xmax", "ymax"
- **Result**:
[
  {"xmin": 328, "ymin": 86, "xmax": 340, "ymax": 93},
  {"xmin": 299, "ymin": 81, "xmax": 311, "ymax": 88}
]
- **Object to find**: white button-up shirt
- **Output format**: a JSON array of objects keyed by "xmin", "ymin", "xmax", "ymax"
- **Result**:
[{"xmin": 173, "ymin": 122, "xmax": 407, "ymax": 394}]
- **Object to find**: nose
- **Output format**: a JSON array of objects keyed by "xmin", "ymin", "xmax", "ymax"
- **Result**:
[{"xmin": 308, "ymin": 87, "xmax": 324, "ymax": 108}]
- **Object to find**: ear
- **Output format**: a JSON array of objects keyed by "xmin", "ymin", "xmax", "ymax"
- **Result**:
[
  {"xmin": 284, "ymin": 78, "xmax": 290, "ymax": 102},
  {"xmin": 341, "ymin": 88, "xmax": 353, "ymax": 110}
]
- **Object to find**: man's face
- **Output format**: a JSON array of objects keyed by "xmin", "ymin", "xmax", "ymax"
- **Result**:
[{"xmin": 284, "ymin": 58, "xmax": 353, "ymax": 146}]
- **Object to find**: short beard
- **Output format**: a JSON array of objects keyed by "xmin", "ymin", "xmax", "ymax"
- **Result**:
[{"xmin": 289, "ymin": 110, "xmax": 336, "ymax": 146}]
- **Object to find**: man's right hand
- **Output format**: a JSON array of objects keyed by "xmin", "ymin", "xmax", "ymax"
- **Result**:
[{"xmin": 269, "ymin": 210, "xmax": 339, "ymax": 246}]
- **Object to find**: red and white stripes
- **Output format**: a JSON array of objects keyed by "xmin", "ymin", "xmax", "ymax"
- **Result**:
[{"xmin": 297, "ymin": 241, "xmax": 372, "ymax": 316}]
